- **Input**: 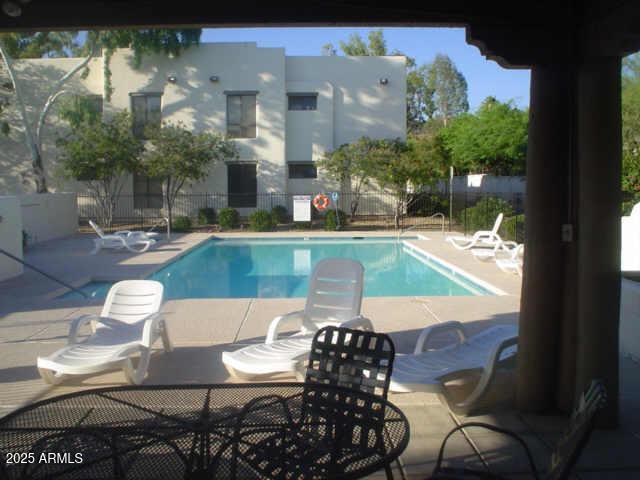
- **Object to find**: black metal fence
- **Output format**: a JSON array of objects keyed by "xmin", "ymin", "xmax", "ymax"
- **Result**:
[{"xmin": 77, "ymin": 191, "xmax": 524, "ymax": 242}]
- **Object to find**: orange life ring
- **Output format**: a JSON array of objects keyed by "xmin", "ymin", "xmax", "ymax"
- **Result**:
[{"xmin": 313, "ymin": 194, "xmax": 330, "ymax": 211}]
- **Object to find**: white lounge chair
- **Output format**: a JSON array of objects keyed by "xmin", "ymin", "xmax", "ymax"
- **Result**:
[
  {"xmin": 89, "ymin": 220, "xmax": 157, "ymax": 254},
  {"xmin": 471, "ymin": 240, "xmax": 518, "ymax": 261},
  {"xmin": 222, "ymin": 258, "xmax": 373, "ymax": 379},
  {"xmin": 446, "ymin": 213, "xmax": 504, "ymax": 250},
  {"xmin": 389, "ymin": 322, "xmax": 518, "ymax": 413},
  {"xmin": 496, "ymin": 243, "xmax": 524, "ymax": 276},
  {"xmin": 37, "ymin": 280, "xmax": 171, "ymax": 385}
]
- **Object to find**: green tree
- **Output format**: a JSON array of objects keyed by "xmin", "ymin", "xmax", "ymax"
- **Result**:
[
  {"xmin": 367, "ymin": 138, "xmax": 429, "ymax": 228},
  {"xmin": 425, "ymin": 54, "xmax": 469, "ymax": 125},
  {"xmin": 56, "ymin": 111, "xmax": 143, "ymax": 227},
  {"xmin": 0, "ymin": 28, "xmax": 201, "ymax": 193},
  {"xmin": 141, "ymin": 122, "xmax": 237, "ymax": 228},
  {"xmin": 622, "ymin": 53, "xmax": 640, "ymax": 213},
  {"xmin": 440, "ymin": 97, "xmax": 528, "ymax": 175},
  {"xmin": 318, "ymin": 137, "xmax": 377, "ymax": 219}
]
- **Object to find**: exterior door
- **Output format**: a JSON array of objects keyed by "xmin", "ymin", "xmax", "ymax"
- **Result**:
[{"xmin": 228, "ymin": 163, "xmax": 257, "ymax": 208}]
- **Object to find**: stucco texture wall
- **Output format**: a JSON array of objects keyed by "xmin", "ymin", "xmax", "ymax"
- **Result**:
[{"xmin": 0, "ymin": 57, "xmax": 103, "ymax": 195}]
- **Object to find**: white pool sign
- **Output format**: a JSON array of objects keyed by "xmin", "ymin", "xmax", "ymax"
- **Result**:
[
  {"xmin": 331, "ymin": 191, "xmax": 339, "ymax": 202},
  {"xmin": 293, "ymin": 195, "xmax": 312, "ymax": 222}
]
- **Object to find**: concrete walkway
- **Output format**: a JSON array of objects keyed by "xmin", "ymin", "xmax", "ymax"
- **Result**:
[{"xmin": 0, "ymin": 230, "xmax": 637, "ymax": 478}]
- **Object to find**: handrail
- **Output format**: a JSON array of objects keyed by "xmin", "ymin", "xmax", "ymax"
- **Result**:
[
  {"xmin": 396, "ymin": 212, "xmax": 446, "ymax": 241},
  {"xmin": 0, "ymin": 247, "xmax": 89, "ymax": 299}
]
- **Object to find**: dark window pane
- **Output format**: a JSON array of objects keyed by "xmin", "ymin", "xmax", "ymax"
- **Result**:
[
  {"xmin": 133, "ymin": 173, "xmax": 163, "ymax": 209},
  {"xmin": 288, "ymin": 95, "xmax": 317, "ymax": 111},
  {"xmin": 228, "ymin": 163, "xmax": 257, "ymax": 207},
  {"xmin": 288, "ymin": 163, "xmax": 317, "ymax": 179},
  {"xmin": 227, "ymin": 94, "xmax": 256, "ymax": 138},
  {"xmin": 130, "ymin": 93, "xmax": 162, "ymax": 139}
]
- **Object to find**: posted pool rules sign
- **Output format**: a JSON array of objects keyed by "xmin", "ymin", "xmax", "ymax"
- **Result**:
[{"xmin": 293, "ymin": 195, "xmax": 312, "ymax": 222}]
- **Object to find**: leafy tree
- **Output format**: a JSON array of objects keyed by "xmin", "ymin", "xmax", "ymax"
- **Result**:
[
  {"xmin": 57, "ymin": 94, "xmax": 103, "ymax": 129},
  {"xmin": 0, "ymin": 28, "xmax": 201, "ymax": 193},
  {"xmin": 622, "ymin": 53, "xmax": 640, "ymax": 213},
  {"xmin": 366, "ymin": 138, "xmax": 424, "ymax": 228},
  {"xmin": 141, "ymin": 122, "xmax": 237, "ymax": 228},
  {"xmin": 440, "ymin": 97, "xmax": 528, "ymax": 175},
  {"xmin": 407, "ymin": 64, "xmax": 436, "ymax": 133},
  {"xmin": 425, "ymin": 54, "xmax": 469, "ymax": 125},
  {"xmin": 317, "ymin": 137, "xmax": 377, "ymax": 219},
  {"xmin": 56, "ymin": 111, "xmax": 143, "ymax": 227}
]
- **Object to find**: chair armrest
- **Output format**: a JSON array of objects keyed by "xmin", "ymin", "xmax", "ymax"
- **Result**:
[
  {"xmin": 114, "ymin": 230, "xmax": 132, "ymax": 236},
  {"xmin": 68, "ymin": 314, "xmax": 99, "ymax": 344},
  {"xmin": 340, "ymin": 315, "xmax": 374, "ymax": 331},
  {"xmin": 414, "ymin": 321, "xmax": 466, "ymax": 354},
  {"xmin": 141, "ymin": 312, "xmax": 164, "ymax": 348},
  {"xmin": 265, "ymin": 310, "xmax": 306, "ymax": 344}
]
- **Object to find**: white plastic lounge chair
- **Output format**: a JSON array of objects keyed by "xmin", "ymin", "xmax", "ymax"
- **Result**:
[
  {"xmin": 37, "ymin": 280, "xmax": 171, "ymax": 385},
  {"xmin": 89, "ymin": 220, "xmax": 157, "ymax": 254},
  {"xmin": 446, "ymin": 213, "xmax": 504, "ymax": 250},
  {"xmin": 389, "ymin": 322, "xmax": 518, "ymax": 413},
  {"xmin": 496, "ymin": 243, "xmax": 524, "ymax": 276},
  {"xmin": 471, "ymin": 240, "xmax": 518, "ymax": 261},
  {"xmin": 222, "ymin": 258, "xmax": 373, "ymax": 379}
]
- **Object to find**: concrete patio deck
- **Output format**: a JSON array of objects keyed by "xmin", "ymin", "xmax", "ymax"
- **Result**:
[{"xmin": 0, "ymin": 230, "xmax": 637, "ymax": 478}]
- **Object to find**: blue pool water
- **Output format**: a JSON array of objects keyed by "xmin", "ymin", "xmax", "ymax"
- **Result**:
[{"xmin": 61, "ymin": 237, "xmax": 494, "ymax": 299}]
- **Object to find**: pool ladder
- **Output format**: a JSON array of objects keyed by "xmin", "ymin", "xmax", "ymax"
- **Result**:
[{"xmin": 396, "ymin": 213, "xmax": 446, "ymax": 241}]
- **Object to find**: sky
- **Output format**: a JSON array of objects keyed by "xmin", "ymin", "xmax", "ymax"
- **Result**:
[{"xmin": 200, "ymin": 27, "xmax": 531, "ymax": 112}]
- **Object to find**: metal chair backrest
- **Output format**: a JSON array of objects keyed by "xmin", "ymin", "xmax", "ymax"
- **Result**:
[
  {"xmin": 101, "ymin": 280, "xmax": 164, "ymax": 324},
  {"xmin": 304, "ymin": 326, "xmax": 395, "ymax": 399},
  {"xmin": 302, "ymin": 258, "xmax": 364, "ymax": 329},
  {"xmin": 547, "ymin": 379, "xmax": 607, "ymax": 480}
]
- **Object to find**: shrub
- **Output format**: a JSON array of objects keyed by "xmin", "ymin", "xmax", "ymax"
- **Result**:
[
  {"xmin": 271, "ymin": 205, "xmax": 288, "ymax": 224},
  {"xmin": 249, "ymin": 209, "xmax": 275, "ymax": 231},
  {"xmin": 218, "ymin": 208, "xmax": 239, "ymax": 230},
  {"xmin": 500, "ymin": 214, "xmax": 525, "ymax": 243},
  {"xmin": 197, "ymin": 207, "xmax": 216, "ymax": 225},
  {"xmin": 324, "ymin": 209, "xmax": 347, "ymax": 231},
  {"xmin": 172, "ymin": 216, "xmax": 192, "ymax": 232},
  {"xmin": 407, "ymin": 193, "xmax": 449, "ymax": 217},
  {"xmin": 456, "ymin": 196, "xmax": 514, "ymax": 233}
]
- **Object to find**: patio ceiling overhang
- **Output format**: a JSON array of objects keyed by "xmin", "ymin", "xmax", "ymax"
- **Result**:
[{"xmin": 3, "ymin": 0, "xmax": 638, "ymax": 425}]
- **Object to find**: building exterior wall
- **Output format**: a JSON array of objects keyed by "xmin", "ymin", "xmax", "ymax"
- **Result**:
[{"xmin": 0, "ymin": 43, "xmax": 407, "ymax": 208}]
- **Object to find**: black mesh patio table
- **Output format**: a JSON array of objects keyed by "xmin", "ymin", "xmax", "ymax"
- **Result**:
[{"xmin": 0, "ymin": 383, "xmax": 409, "ymax": 479}]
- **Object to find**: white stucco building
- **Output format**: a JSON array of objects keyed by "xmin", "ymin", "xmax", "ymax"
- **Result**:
[{"xmin": 0, "ymin": 42, "xmax": 406, "ymax": 213}]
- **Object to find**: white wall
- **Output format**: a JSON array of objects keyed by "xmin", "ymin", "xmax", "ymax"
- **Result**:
[
  {"xmin": 432, "ymin": 175, "xmax": 527, "ymax": 195},
  {"xmin": 19, "ymin": 193, "xmax": 77, "ymax": 244},
  {"xmin": 622, "ymin": 203, "xmax": 640, "ymax": 271},
  {"xmin": 0, "ymin": 196, "xmax": 23, "ymax": 281}
]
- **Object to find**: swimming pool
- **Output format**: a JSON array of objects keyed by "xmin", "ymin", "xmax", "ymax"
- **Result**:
[{"xmin": 62, "ymin": 237, "xmax": 497, "ymax": 299}]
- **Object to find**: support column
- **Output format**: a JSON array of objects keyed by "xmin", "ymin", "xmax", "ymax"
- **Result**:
[
  {"xmin": 517, "ymin": 65, "xmax": 571, "ymax": 411},
  {"xmin": 575, "ymin": 56, "xmax": 621, "ymax": 426}
]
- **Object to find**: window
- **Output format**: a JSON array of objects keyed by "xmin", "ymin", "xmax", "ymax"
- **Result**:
[
  {"xmin": 130, "ymin": 93, "xmax": 162, "ymax": 139},
  {"xmin": 288, "ymin": 163, "xmax": 317, "ymax": 179},
  {"xmin": 133, "ymin": 174, "xmax": 163, "ymax": 209},
  {"xmin": 288, "ymin": 94, "xmax": 317, "ymax": 111},
  {"xmin": 227, "ymin": 163, "xmax": 257, "ymax": 207},
  {"xmin": 226, "ymin": 94, "xmax": 256, "ymax": 138}
]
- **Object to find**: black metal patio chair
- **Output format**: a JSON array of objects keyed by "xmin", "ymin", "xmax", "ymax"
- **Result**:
[
  {"xmin": 231, "ymin": 326, "xmax": 399, "ymax": 479},
  {"xmin": 428, "ymin": 379, "xmax": 608, "ymax": 480}
]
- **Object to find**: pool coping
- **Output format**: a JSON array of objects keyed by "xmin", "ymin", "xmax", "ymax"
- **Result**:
[{"xmin": 53, "ymin": 232, "xmax": 505, "ymax": 300}]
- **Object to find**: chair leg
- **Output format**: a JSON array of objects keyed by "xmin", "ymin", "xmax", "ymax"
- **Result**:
[
  {"xmin": 160, "ymin": 323, "xmax": 173, "ymax": 352},
  {"xmin": 123, "ymin": 349, "xmax": 151, "ymax": 385},
  {"xmin": 90, "ymin": 239, "xmax": 101, "ymax": 255},
  {"xmin": 38, "ymin": 367, "xmax": 67, "ymax": 385}
]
